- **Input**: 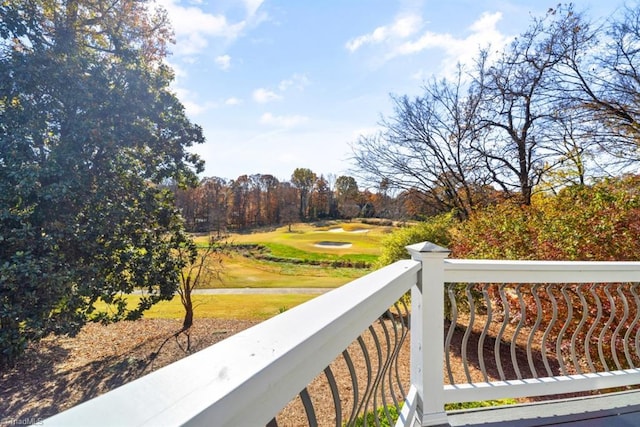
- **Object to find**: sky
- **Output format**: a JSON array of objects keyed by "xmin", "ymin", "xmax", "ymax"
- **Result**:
[{"xmin": 155, "ymin": 0, "xmax": 628, "ymax": 183}]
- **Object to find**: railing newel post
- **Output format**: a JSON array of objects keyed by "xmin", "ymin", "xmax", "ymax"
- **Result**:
[{"xmin": 406, "ymin": 241, "xmax": 450, "ymax": 427}]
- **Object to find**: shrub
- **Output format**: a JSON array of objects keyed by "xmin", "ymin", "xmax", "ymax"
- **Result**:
[
  {"xmin": 450, "ymin": 175, "xmax": 640, "ymax": 261},
  {"xmin": 375, "ymin": 212, "xmax": 456, "ymax": 268},
  {"xmin": 349, "ymin": 404, "xmax": 399, "ymax": 427},
  {"xmin": 449, "ymin": 177, "xmax": 640, "ymax": 372},
  {"xmin": 445, "ymin": 398, "xmax": 518, "ymax": 411},
  {"xmin": 350, "ymin": 399, "xmax": 517, "ymax": 426}
]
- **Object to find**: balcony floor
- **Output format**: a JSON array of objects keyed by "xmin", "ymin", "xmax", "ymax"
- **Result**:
[{"xmin": 446, "ymin": 389, "xmax": 640, "ymax": 426}]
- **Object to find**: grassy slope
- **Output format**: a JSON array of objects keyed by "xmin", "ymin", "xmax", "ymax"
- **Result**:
[
  {"xmin": 140, "ymin": 294, "xmax": 316, "ymax": 320},
  {"xmin": 218, "ymin": 254, "xmax": 360, "ymax": 288},
  {"xmin": 227, "ymin": 222, "xmax": 388, "ymax": 255},
  {"xmin": 119, "ymin": 221, "xmax": 393, "ymax": 320},
  {"xmin": 96, "ymin": 293, "xmax": 317, "ymax": 321},
  {"xmin": 194, "ymin": 221, "xmax": 392, "ymax": 289}
]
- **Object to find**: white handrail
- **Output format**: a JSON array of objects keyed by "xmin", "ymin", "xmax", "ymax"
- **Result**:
[
  {"xmin": 40, "ymin": 243, "xmax": 640, "ymax": 427},
  {"xmin": 444, "ymin": 258, "xmax": 640, "ymax": 283},
  {"xmin": 43, "ymin": 260, "xmax": 420, "ymax": 427}
]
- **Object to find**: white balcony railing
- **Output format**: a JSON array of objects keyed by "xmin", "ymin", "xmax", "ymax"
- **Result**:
[{"xmin": 43, "ymin": 242, "xmax": 640, "ymax": 426}]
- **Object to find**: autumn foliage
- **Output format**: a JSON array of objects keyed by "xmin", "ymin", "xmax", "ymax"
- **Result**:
[
  {"xmin": 450, "ymin": 175, "xmax": 640, "ymax": 261},
  {"xmin": 446, "ymin": 176, "xmax": 640, "ymax": 373}
]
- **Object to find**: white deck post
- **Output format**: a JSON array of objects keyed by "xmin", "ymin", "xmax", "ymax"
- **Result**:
[{"xmin": 407, "ymin": 242, "xmax": 450, "ymax": 426}]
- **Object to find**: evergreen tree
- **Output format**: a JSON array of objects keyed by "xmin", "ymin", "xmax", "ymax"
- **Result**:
[{"xmin": 0, "ymin": 0, "xmax": 204, "ymax": 367}]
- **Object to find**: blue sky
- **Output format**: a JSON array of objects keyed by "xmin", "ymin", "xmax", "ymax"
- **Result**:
[{"xmin": 156, "ymin": 0, "xmax": 626, "ymax": 183}]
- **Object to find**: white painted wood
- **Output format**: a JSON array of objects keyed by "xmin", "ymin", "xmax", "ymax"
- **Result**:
[
  {"xmin": 41, "ymin": 241, "xmax": 640, "ymax": 427},
  {"xmin": 443, "ymin": 258, "xmax": 640, "ymax": 407},
  {"xmin": 407, "ymin": 243, "xmax": 450, "ymax": 426},
  {"xmin": 445, "ymin": 259, "xmax": 640, "ymax": 284},
  {"xmin": 444, "ymin": 369, "xmax": 640, "ymax": 403},
  {"xmin": 395, "ymin": 385, "xmax": 420, "ymax": 427},
  {"xmin": 43, "ymin": 260, "xmax": 420, "ymax": 427}
]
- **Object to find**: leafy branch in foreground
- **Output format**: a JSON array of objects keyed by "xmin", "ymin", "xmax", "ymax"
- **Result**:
[{"xmin": 0, "ymin": 0, "xmax": 204, "ymax": 368}]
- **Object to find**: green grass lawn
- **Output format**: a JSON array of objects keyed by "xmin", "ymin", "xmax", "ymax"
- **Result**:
[
  {"xmin": 98, "ymin": 294, "xmax": 317, "ymax": 321},
  {"xmin": 221, "ymin": 222, "xmax": 390, "ymax": 257},
  {"xmin": 217, "ymin": 254, "xmax": 361, "ymax": 288},
  {"xmin": 259, "ymin": 242, "xmax": 378, "ymax": 264},
  {"xmin": 127, "ymin": 221, "xmax": 396, "ymax": 320},
  {"xmin": 192, "ymin": 221, "xmax": 391, "ymax": 289}
]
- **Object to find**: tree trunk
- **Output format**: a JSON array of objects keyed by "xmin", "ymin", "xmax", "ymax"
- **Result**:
[{"xmin": 182, "ymin": 293, "xmax": 193, "ymax": 330}]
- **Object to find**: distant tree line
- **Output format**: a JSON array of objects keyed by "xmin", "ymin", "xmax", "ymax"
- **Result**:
[
  {"xmin": 170, "ymin": 169, "xmax": 378, "ymax": 232},
  {"xmin": 169, "ymin": 168, "xmax": 460, "ymax": 232}
]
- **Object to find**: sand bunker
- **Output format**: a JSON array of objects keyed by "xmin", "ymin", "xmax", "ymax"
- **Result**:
[
  {"xmin": 314, "ymin": 241, "xmax": 353, "ymax": 248},
  {"xmin": 327, "ymin": 227, "xmax": 369, "ymax": 234}
]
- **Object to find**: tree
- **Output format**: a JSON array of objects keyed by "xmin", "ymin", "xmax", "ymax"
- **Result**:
[
  {"xmin": 472, "ymin": 5, "xmax": 593, "ymax": 204},
  {"xmin": 311, "ymin": 175, "xmax": 331, "ymax": 218},
  {"xmin": 248, "ymin": 174, "xmax": 264, "ymax": 226},
  {"xmin": 200, "ymin": 177, "xmax": 230, "ymax": 236},
  {"xmin": 278, "ymin": 182, "xmax": 299, "ymax": 231},
  {"xmin": 257, "ymin": 174, "xmax": 280, "ymax": 225},
  {"xmin": 290, "ymin": 168, "xmax": 317, "ymax": 220},
  {"xmin": 334, "ymin": 175, "xmax": 360, "ymax": 219},
  {"xmin": 536, "ymin": 114, "xmax": 595, "ymax": 191},
  {"xmin": 351, "ymin": 5, "xmax": 622, "ymax": 213},
  {"xmin": 0, "ymin": 0, "xmax": 204, "ymax": 367},
  {"xmin": 560, "ymin": 4, "xmax": 640, "ymax": 167},
  {"xmin": 352, "ymin": 64, "xmax": 488, "ymax": 219},
  {"xmin": 177, "ymin": 236, "xmax": 225, "ymax": 331},
  {"xmin": 229, "ymin": 175, "xmax": 251, "ymax": 229},
  {"xmin": 450, "ymin": 175, "xmax": 640, "ymax": 261},
  {"xmin": 399, "ymin": 188, "xmax": 440, "ymax": 219},
  {"xmin": 173, "ymin": 182, "xmax": 202, "ymax": 231}
]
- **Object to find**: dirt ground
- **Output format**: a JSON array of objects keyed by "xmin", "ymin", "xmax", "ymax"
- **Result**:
[
  {"xmin": 0, "ymin": 315, "xmax": 575, "ymax": 426},
  {"xmin": 0, "ymin": 319, "xmax": 258, "ymax": 423},
  {"xmin": 1, "ymin": 318, "xmax": 414, "ymax": 426}
]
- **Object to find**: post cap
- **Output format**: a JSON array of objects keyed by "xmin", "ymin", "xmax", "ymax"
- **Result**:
[{"xmin": 405, "ymin": 241, "xmax": 451, "ymax": 254}]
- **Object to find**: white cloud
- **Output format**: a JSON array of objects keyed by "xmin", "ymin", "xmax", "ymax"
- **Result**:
[
  {"xmin": 345, "ymin": 14, "xmax": 422, "ymax": 52},
  {"xmin": 259, "ymin": 113, "xmax": 309, "ymax": 128},
  {"xmin": 419, "ymin": 11, "xmax": 511, "ymax": 74},
  {"xmin": 225, "ymin": 97, "xmax": 243, "ymax": 105},
  {"xmin": 396, "ymin": 11, "xmax": 509, "ymax": 63},
  {"xmin": 182, "ymin": 100, "xmax": 209, "ymax": 116},
  {"xmin": 278, "ymin": 73, "xmax": 310, "ymax": 91},
  {"xmin": 461, "ymin": 11, "xmax": 511, "ymax": 59},
  {"xmin": 394, "ymin": 31, "xmax": 456, "ymax": 56},
  {"xmin": 242, "ymin": 0, "xmax": 264, "ymax": 17},
  {"xmin": 253, "ymin": 88, "xmax": 282, "ymax": 103},
  {"xmin": 251, "ymin": 74, "xmax": 309, "ymax": 105},
  {"xmin": 170, "ymin": 85, "xmax": 217, "ymax": 116},
  {"xmin": 166, "ymin": 4, "xmax": 230, "ymax": 36},
  {"xmin": 347, "ymin": 10, "xmax": 512, "ymax": 75},
  {"xmin": 215, "ymin": 54, "xmax": 232, "ymax": 70},
  {"xmin": 156, "ymin": 0, "xmax": 264, "ymax": 57},
  {"xmin": 469, "ymin": 11, "xmax": 502, "ymax": 33}
]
